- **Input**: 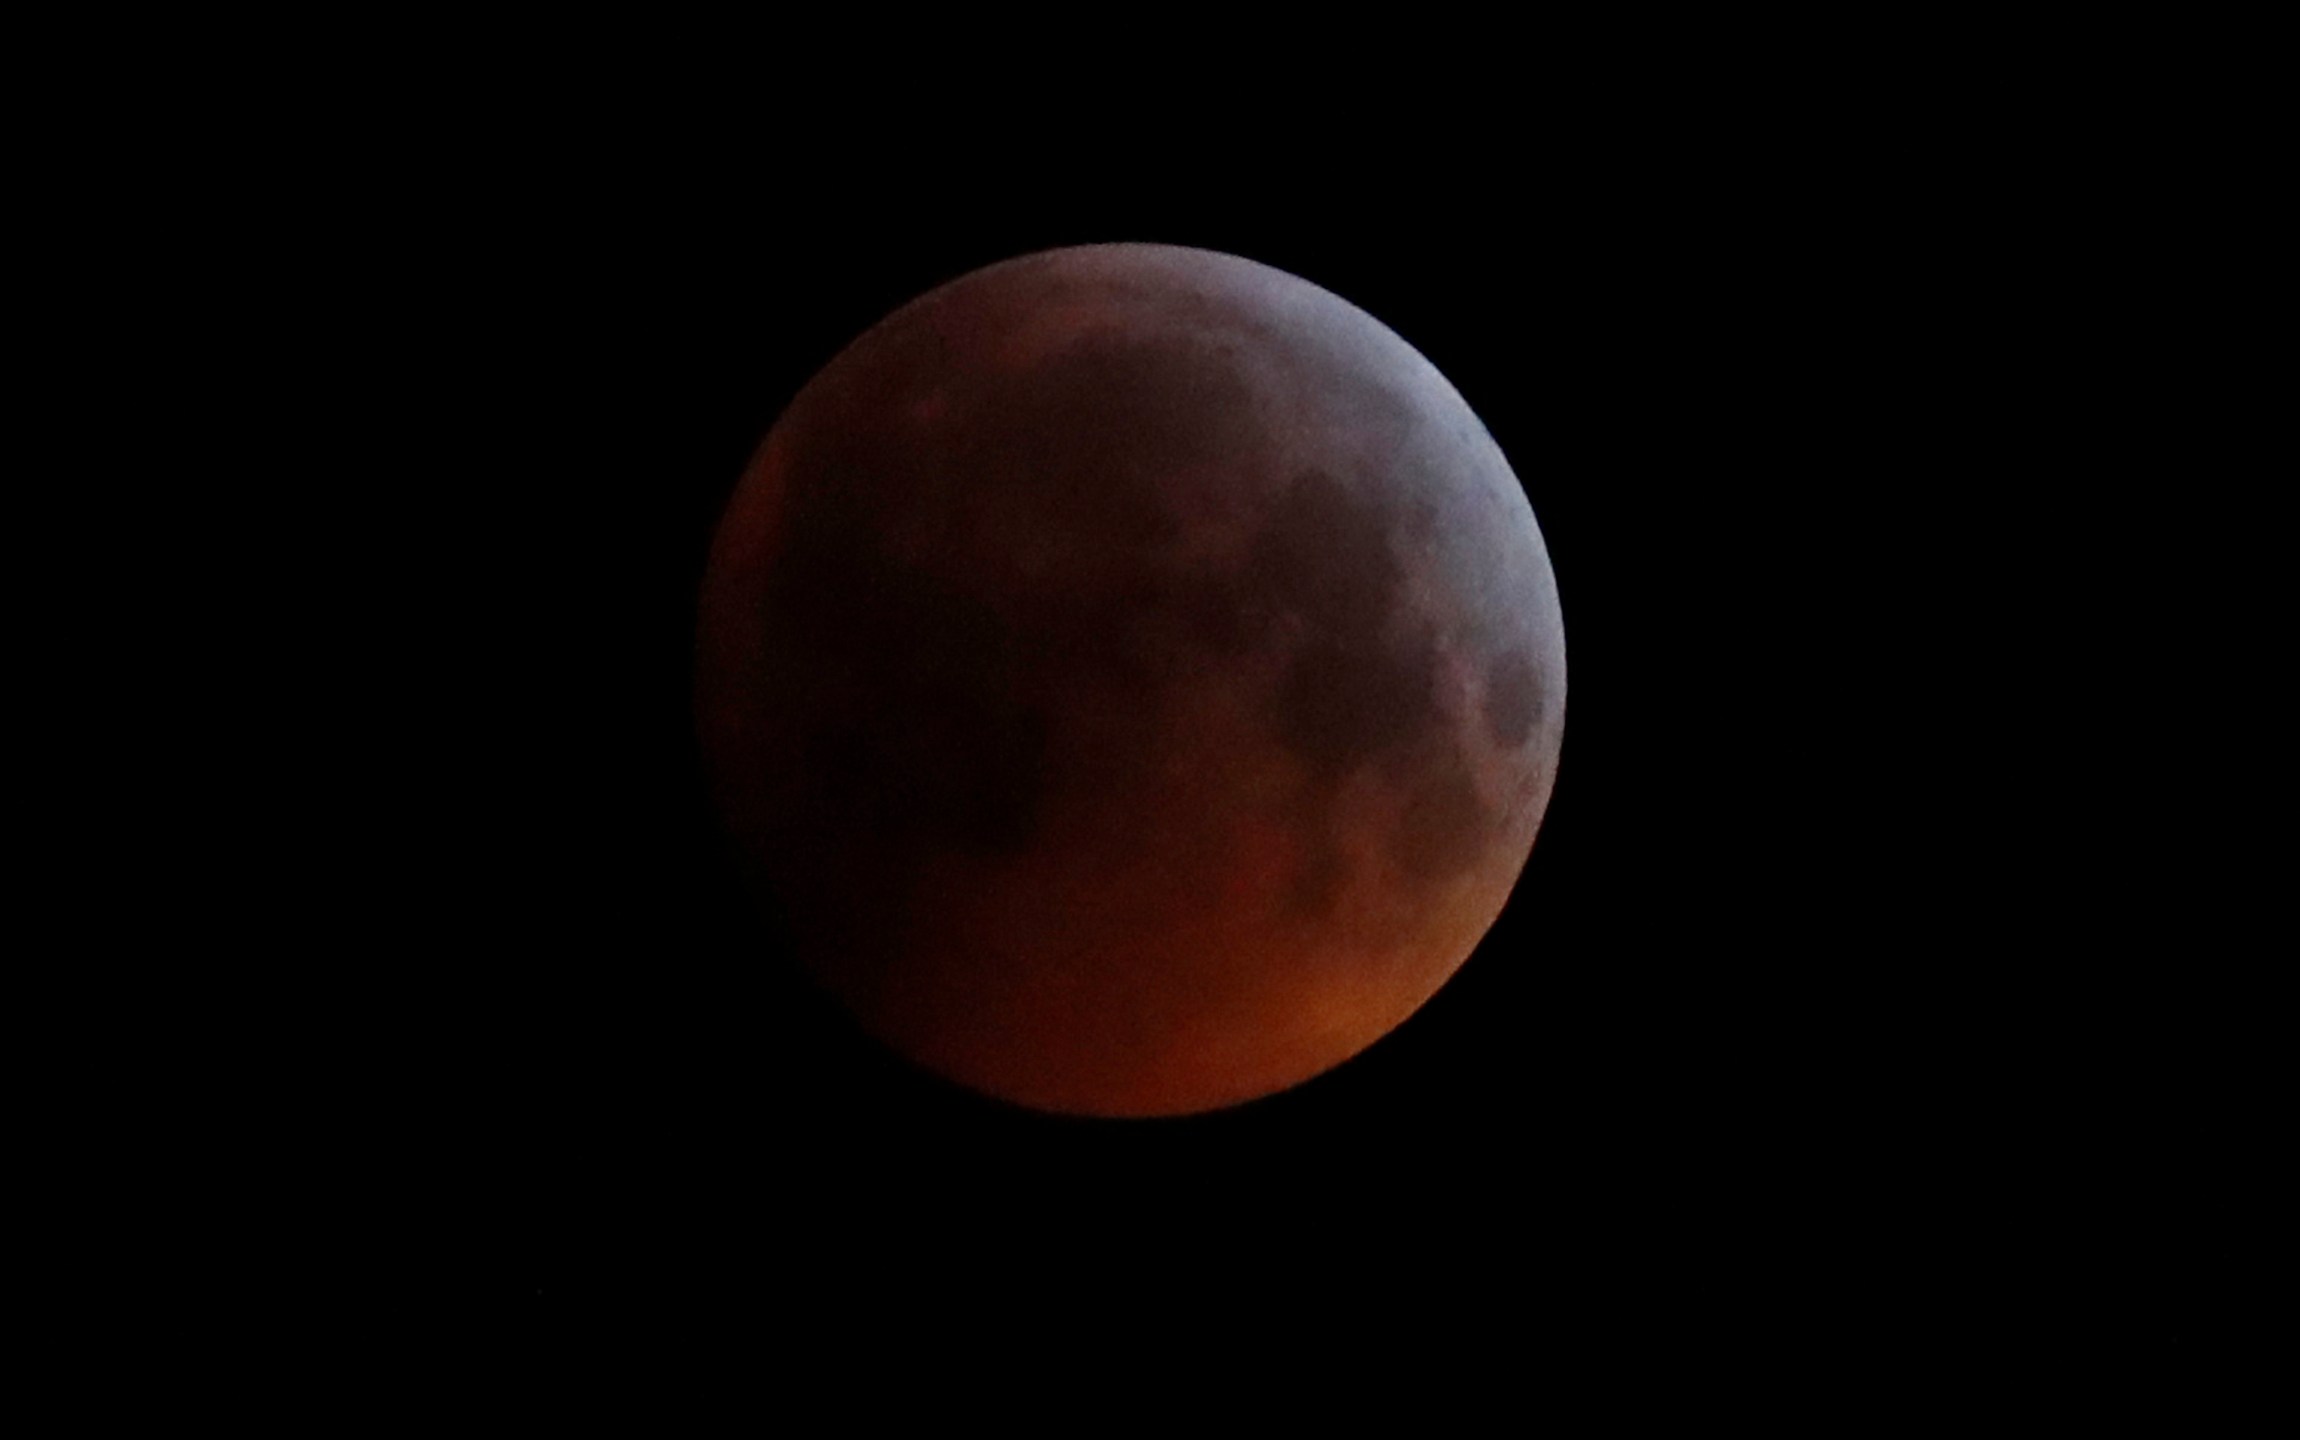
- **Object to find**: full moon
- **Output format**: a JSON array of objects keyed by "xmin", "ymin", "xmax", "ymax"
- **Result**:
[{"xmin": 698, "ymin": 244, "xmax": 1564, "ymax": 1117}]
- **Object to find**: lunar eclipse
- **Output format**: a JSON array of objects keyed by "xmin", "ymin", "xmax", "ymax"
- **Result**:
[{"xmin": 698, "ymin": 243, "xmax": 1565, "ymax": 1117}]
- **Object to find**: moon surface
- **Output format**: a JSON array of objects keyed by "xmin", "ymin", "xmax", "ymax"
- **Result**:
[{"xmin": 698, "ymin": 244, "xmax": 1564, "ymax": 1117}]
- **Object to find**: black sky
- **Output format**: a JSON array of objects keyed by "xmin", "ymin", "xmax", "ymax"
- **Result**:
[{"xmin": 331, "ymin": 100, "xmax": 2245, "ymax": 1366}]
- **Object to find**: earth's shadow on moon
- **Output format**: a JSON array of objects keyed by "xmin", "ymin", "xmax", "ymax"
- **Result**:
[{"xmin": 698, "ymin": 244, "xmax": 1565, "ymax": 1119}]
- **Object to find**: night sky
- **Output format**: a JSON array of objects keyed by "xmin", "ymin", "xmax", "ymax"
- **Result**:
[{"xmin": 348, "ymin": 104, "xmax": 2244, "ymax": 1366}]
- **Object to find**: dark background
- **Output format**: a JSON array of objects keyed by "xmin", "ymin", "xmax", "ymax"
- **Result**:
[
  {"xmin": 326, "ymin": 98, "xmax": 2248, "ymax": 1364},
  {"xmin": 458, "ymin": 169, "xmax": 1901, "ymax": 1329}
]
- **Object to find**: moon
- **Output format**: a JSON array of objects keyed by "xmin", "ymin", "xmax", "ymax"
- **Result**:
[{"xmin": 698, "ymin": 244, "xmax": 1564, "ymax": 1117}]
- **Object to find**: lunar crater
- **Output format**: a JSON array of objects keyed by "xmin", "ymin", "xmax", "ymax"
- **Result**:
[{"xmin": 1482, "ymin": 649, "xmax": 1546, "ymax": 750}]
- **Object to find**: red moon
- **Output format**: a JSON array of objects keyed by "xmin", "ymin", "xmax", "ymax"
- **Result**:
[{"xmin": 698, "ymin": 244, "xmax": 1564, "ymax": 1117}]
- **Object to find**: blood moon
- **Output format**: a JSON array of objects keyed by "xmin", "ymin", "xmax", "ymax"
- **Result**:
[{"xmin": 698, "ymin": 244, "xmax": 1564, "ymax": 1118}]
